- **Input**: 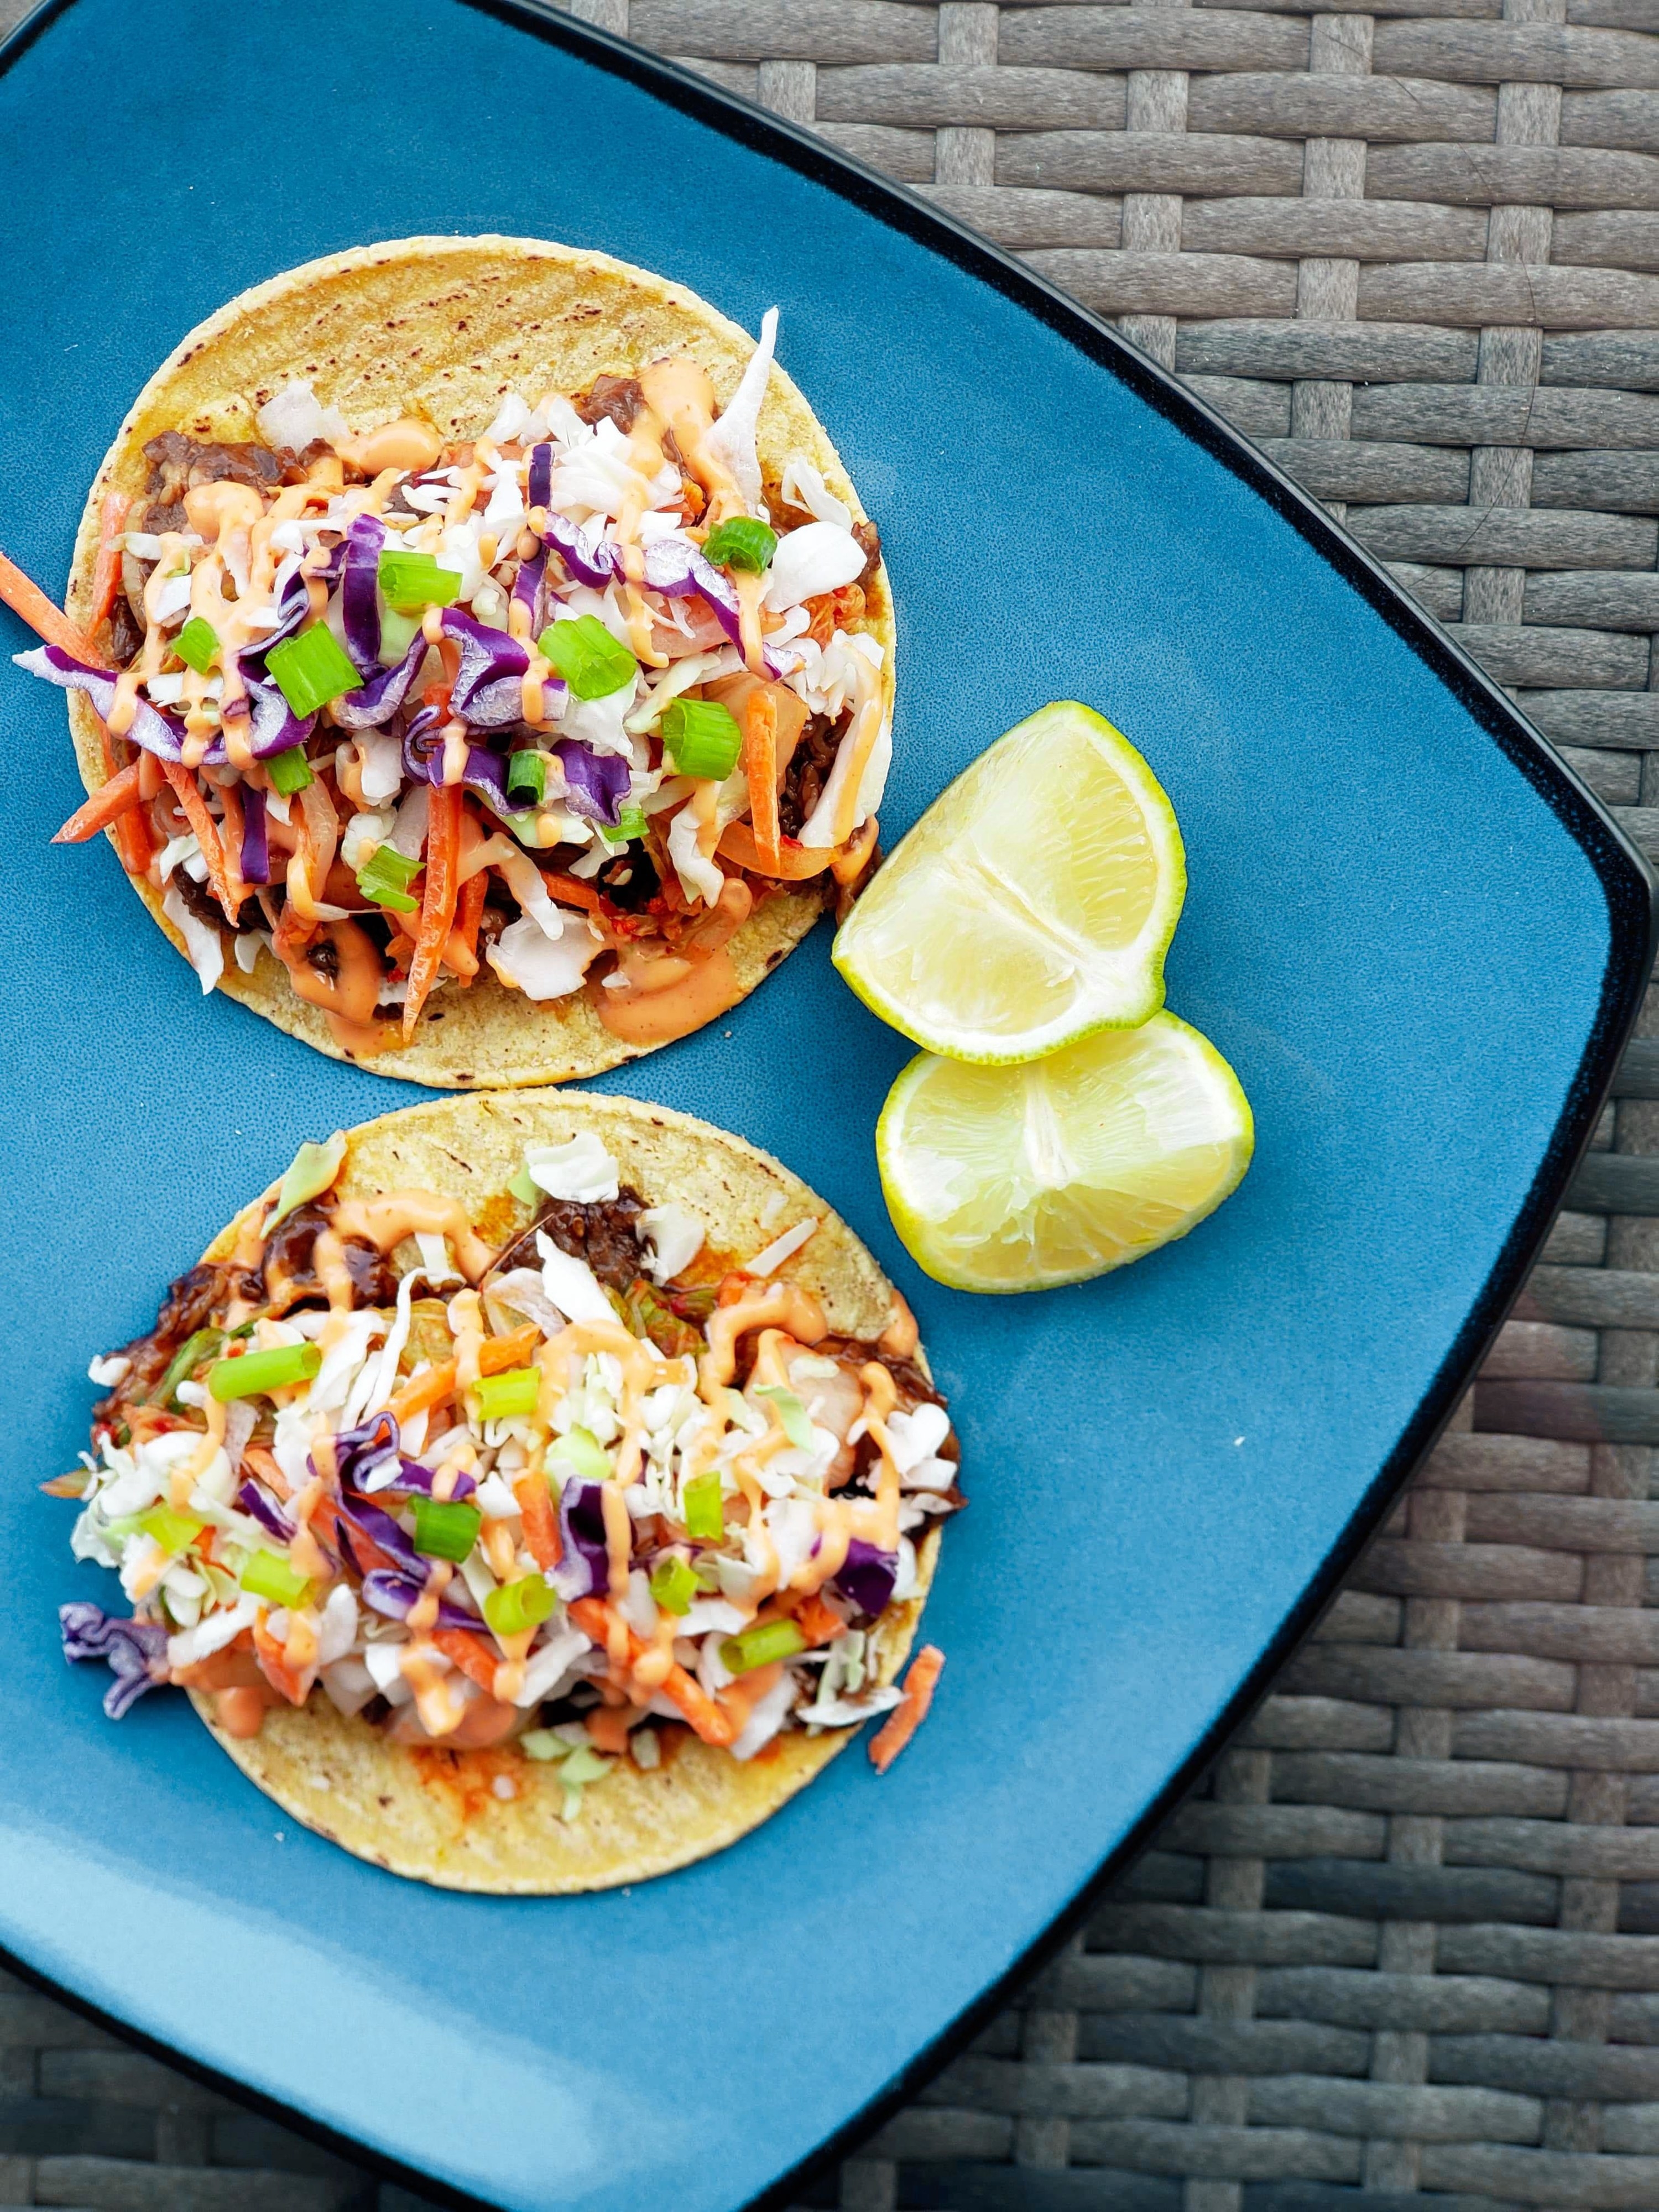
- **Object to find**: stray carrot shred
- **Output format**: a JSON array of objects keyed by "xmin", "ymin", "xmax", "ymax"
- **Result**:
[
  {"xmin": 869, "ymin": 1645, "xmax": 945, "ymax": 1775},
  {"xmin": 796, "ymin": 1593, "xmax": 846, "ymax": 1648}
]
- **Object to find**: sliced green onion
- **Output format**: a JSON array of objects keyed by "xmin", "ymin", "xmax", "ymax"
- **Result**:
[
  {"xmin": 473, "ymin": 1368, "xmax": 540, "ymax": 1422},
  {"xmin": 754, "ymin": 1384, "xmax": 815, "ymax": 1452},
  {"xmin": 660, "ymin": 697, "xmax": 741, "ymax": 781},
  {"xmin": 560, "ymin": 1745, "xmax": 613, "ymax": 1786},
  {"xmin": 413, "ymin": 1496, "xmax": 481, "ymax": 1563},
  {"xmin": 520, "ymin": 1728, "xmax": 565, "ymax": 1762},
  {"xmin": 598, "ymin": 802, "xmax": 648, "ymax": 847},
  {"xmin": 721, "ymin": 1618, "xmax": 806, "ymax": 1675},
  {"xmin": 507, "ymin": 750, "xmax": 547, "ymax": 805},
  {"xmin": 681, "ymin": 1469, "xmax": 724, "ymax": 1542},
  {"xmin": 355, "ymin": 843, "xmax": 421, "ymax": 914},
  {"xmin": 173, "ymin": 617, "xmax": 219, "ymax": 675},
  {"xmin": 701, "ymin": 518, "xmax": 777, "ymax": 573},
  {"xmin": 267, "ymin": 745, "xmax": 315, "ymax": 796},
  {"xmin": 483, "ymin": 1574, "xmax": 557, "ymax": 1637},
  {"xmin": 378, "ymin": 550, "xmax": 462, "ymax": 613},
  {"xmin": 553, "ymin": 1426, "xmax": 611, "ymax": 1483},
  {"xmin": 265, "ymin": 624, "xmax": 362, "ymax": 717},
  {"xmin": 208, "ymin": 1342, "xmax": 322, "ymax": 1401},
  {"xmin": 378, "ymin": 604, "xmax": 424, "ymax": 660},
  {"xmin": 509, "ymin": 1164, "xmax": 539, "ymax": 1206},
  {"xmin": 137, "ymin": 1504, "xmax": 206, "ymax": 1556},
  {"xmin": 649, "ymin": 1555, "xmax": 700, "ymax": 1616},
  {"xmin": 240, "ymin": 1550, "xmax": 313, "ymax": 1608},
  {"xmin": 266, "ymin": 1132, "xmax": 347, "ymax": 1233},
  {"xmin": 148, "ymin": 1327, "xmax": 223, "ymax": 1407},
  {"xmin": 538, "ymin": 614, "xmax": 637, "ymax": 701}
]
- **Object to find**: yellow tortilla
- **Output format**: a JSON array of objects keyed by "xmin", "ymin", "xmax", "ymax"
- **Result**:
[
  {"xmin": 187, "ymin": 1086, "xmax": 940, "ymax": 1891},
  {"xmin": 62, "ymin": 236, "xmax": 897, "ymax": 1088}
]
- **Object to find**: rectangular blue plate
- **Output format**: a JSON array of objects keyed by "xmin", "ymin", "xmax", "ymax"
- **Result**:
[{"xmin": 0, "ymin": 1, "xmax": 1651, "ymax": 2206}]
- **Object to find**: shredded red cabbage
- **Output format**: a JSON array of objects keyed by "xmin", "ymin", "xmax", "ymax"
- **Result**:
[
  {"xmin": 441, "ymin": 609, "xmax": 531, "ymax": 729},
  {"xmin": 360, "ymin": 1569, "xmax": 480, "ymax": 1632},
  {"xmin": 341, "ymin": 513, "xmax": 386, "ymax": 674},
  {"xmin": 554, "ymin": 1480, "xmax": 610, "ymax": 1599},
  {"xmin": 236, "ymin": 1478, "xmax": 294, "ymax": 1542},
  {"xmin": 403, "ymin": 711, "xmax": 515, "ymax": 814},
  {"xmin": 833, "ymin": 1539, "xmax": 899, "ymax": 1619},
  {"xmin": 59, "ymin": 1602, "xmax": 168, "ymax": 1718},
  {"xmin": 331, "ymin": 637, "xmax": 426, "ymax": 731},
  {"xmin": 17, "ymin": 647, "xmax": 190, "ymax": 761},
  {"xmin": 336, "ymin": 1490, "xmax": 425, "ymax": 1578},
  {"xmin": 239, "ymin": 786, "xmax": 270, "ymax": 886},
  {"xmin": 556, "ymin": 739, "xmax": 631, "ymax": 826},
  {"xmin": 539, "ymin": 508, "xmax": 623, "ymax": 592}
]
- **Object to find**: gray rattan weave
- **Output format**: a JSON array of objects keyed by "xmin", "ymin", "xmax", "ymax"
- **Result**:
[{"xmin": 6, "ymin": 0, "xmax": 1659, "ymax": 2205}]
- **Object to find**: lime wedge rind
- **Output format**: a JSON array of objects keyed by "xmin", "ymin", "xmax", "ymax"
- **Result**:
[
  {"xmin": 875, "ymin": 1011, "xmax": 1254, "ymax": 1295},
  {"xmin": 832, "ymin": 701, "xmax": 1187, "ymax": 1066}
]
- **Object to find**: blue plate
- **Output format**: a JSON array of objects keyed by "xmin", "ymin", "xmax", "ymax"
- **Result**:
[{"xmin": 0, "ymin": 1, "xmax": 1650, "ymax": 2206}]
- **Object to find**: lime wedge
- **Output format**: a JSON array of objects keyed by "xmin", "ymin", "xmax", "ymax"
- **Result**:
[
  {"xmin": 876, "ymin": 1012, "xmax": 1253, "ymax": 1293},
  {"xmin": 833, "ymin": 701, "xmax": 1186, "ymax": 1064}
]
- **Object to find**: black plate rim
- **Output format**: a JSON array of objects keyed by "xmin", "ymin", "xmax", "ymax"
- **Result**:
[{"xmin": 2, "ymin": 1, "xmax": 1654, "ymax": 2206}]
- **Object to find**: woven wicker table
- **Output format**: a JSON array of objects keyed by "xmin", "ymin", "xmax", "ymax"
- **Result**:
[{"xmin": 6, "ymin": 0, "xmax": 1659, "ymax": 2205}]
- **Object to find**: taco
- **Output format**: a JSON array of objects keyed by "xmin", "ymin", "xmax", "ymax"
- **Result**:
[
  {"xmin": 55, "ymin": 1091, "xmax": 959, "ymax": 1891},
  {"xmin": 15, "ymin": 236, "xmax": 894, "ymax": 1086}
]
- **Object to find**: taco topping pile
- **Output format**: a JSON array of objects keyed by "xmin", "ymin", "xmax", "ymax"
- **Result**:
[
  {"xmin": 55, "ymin": 1133, "xmax": 959, "ymax": 1808},
  {"xmin": 25, "ymin": 310, "xmax": 889, "ymax": 1057}
]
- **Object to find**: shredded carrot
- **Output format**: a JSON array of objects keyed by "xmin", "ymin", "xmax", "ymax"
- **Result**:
[
  {"xmin": 218, "ymin": 781, "xmax": 248, "ymax": 915},
  {"xmin": 404, "ymin": 781, "xmax": 462, "ymax": 1038},
  {"xmin": 387, "ymin": 892, "xmax": 479, "ymax": 980},
  {"xmin": 0, "ymin": 546, "xmax": 102, "ymax": 662},
  {"xmin": 586, "ymin": 1705, "xmax": 632, "ymax": 1756},
  {"xmin": 243, "ymin": 1445, "xmax": 291, "ymax": 1500},
  {"xmin": 88, "ymin": 494, "xmax": 131, "ymax": 631},
  {"xmin": 796, "ymin": 1593, "xmax": 847, "ymax": 1649},
  {"xmin": 53, "ymin": 761, "xmax": 143, "ymax": 844},
  {"xmin": 742, "ymin": 689, "xmax": 781, "ymax": 875},
  {"xmin": 538, "ymin": 868, "xmax": 601, "ymax": 914},
  {"xmin": 513, "ymin": 1473, "xmax": 562, "ymax": 1570},
  {"xmin": 252, "ymin": 1614, "xmax": 311, "ymax": 1708},
  {"xmin": 453, "ymin": 864, "xmax": 487, "ymax": 976},
  {"xmin": 569, "ymin": 1596, "xmax": 738, "ymax": 1749},
  {"xmin": 385, "ymin": 1363, "xmax": 456, "ymax": 1425},
  {"xmin": 717, "ymin": 821, "xmax": 833, "ymax": 879},
  {"xmin": 106, "ymin": 742, "xmax": 154, "ymax": 877},
  {"xmin": 385, "ymin": 1323, "xmax": 541, "ymax": 1427},
  {"xmin": 869, "ymin": 1644, "xmax": 945, "ymax": 1774},
  {"xmin": 40, "ymin": 1472, "xmax": 90, "ymax": 1499},
  {"xmin": 431, "ymin": 1626, "xmax": 500, "ymax": 1695},
  {"xmin": 160, "ymin": 759, "xmax": 239, "ymax": 925}
]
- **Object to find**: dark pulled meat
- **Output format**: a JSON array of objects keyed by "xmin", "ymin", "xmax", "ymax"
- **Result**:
[
  {"xmin": 255, "ymin": 1202, "xmax": 398, "ymax": 1314},
  {"xmin": 779, "ymin": 712, "xmax": 847, "ymax": 840},
  {"xmin": 492, "ymin": 1187, "xmax": 650, "ymax": 1295},
  {"xmin": 171, "ymin": 868, "xmax": 261, "ymax": 937},
  {"xmin": 107, "ymin": 592, "xmax": 144, "ymax": 666},
  {"xmin": 575, "ymin": 375, "xmax": 645, "ymax": 433},
  {"xmin": 852, "ymin": 520, "xmax": 881, "ymax": 584},
  {"xmin": 592, "ymin": 843, "xmax": 660, "ymax": 914},
  {"xmin": 820, "ymin": 1336, "xmax": 947, "ymax": 1417},
  {"xmin": 97, "ymin": 1262, "xmax": 241, "ymax": 1416},
  {"xmin": 140, "ymin": 432, "xmax": 281, "ymax": 534}
]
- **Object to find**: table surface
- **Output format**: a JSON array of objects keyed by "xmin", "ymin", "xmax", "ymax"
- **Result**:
[{"xmin": 3, "ymin": 1, "xmax": 1659, "ymax": 2209}]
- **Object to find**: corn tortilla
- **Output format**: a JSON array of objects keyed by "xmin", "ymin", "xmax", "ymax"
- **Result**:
[
  {"xmin": 188, "ymin": 1086, "xmax": 939, "ymax": 1891},
  {"xmin": 62, "ymin": 236, "xmax": 896, "ymax": 1088}
]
